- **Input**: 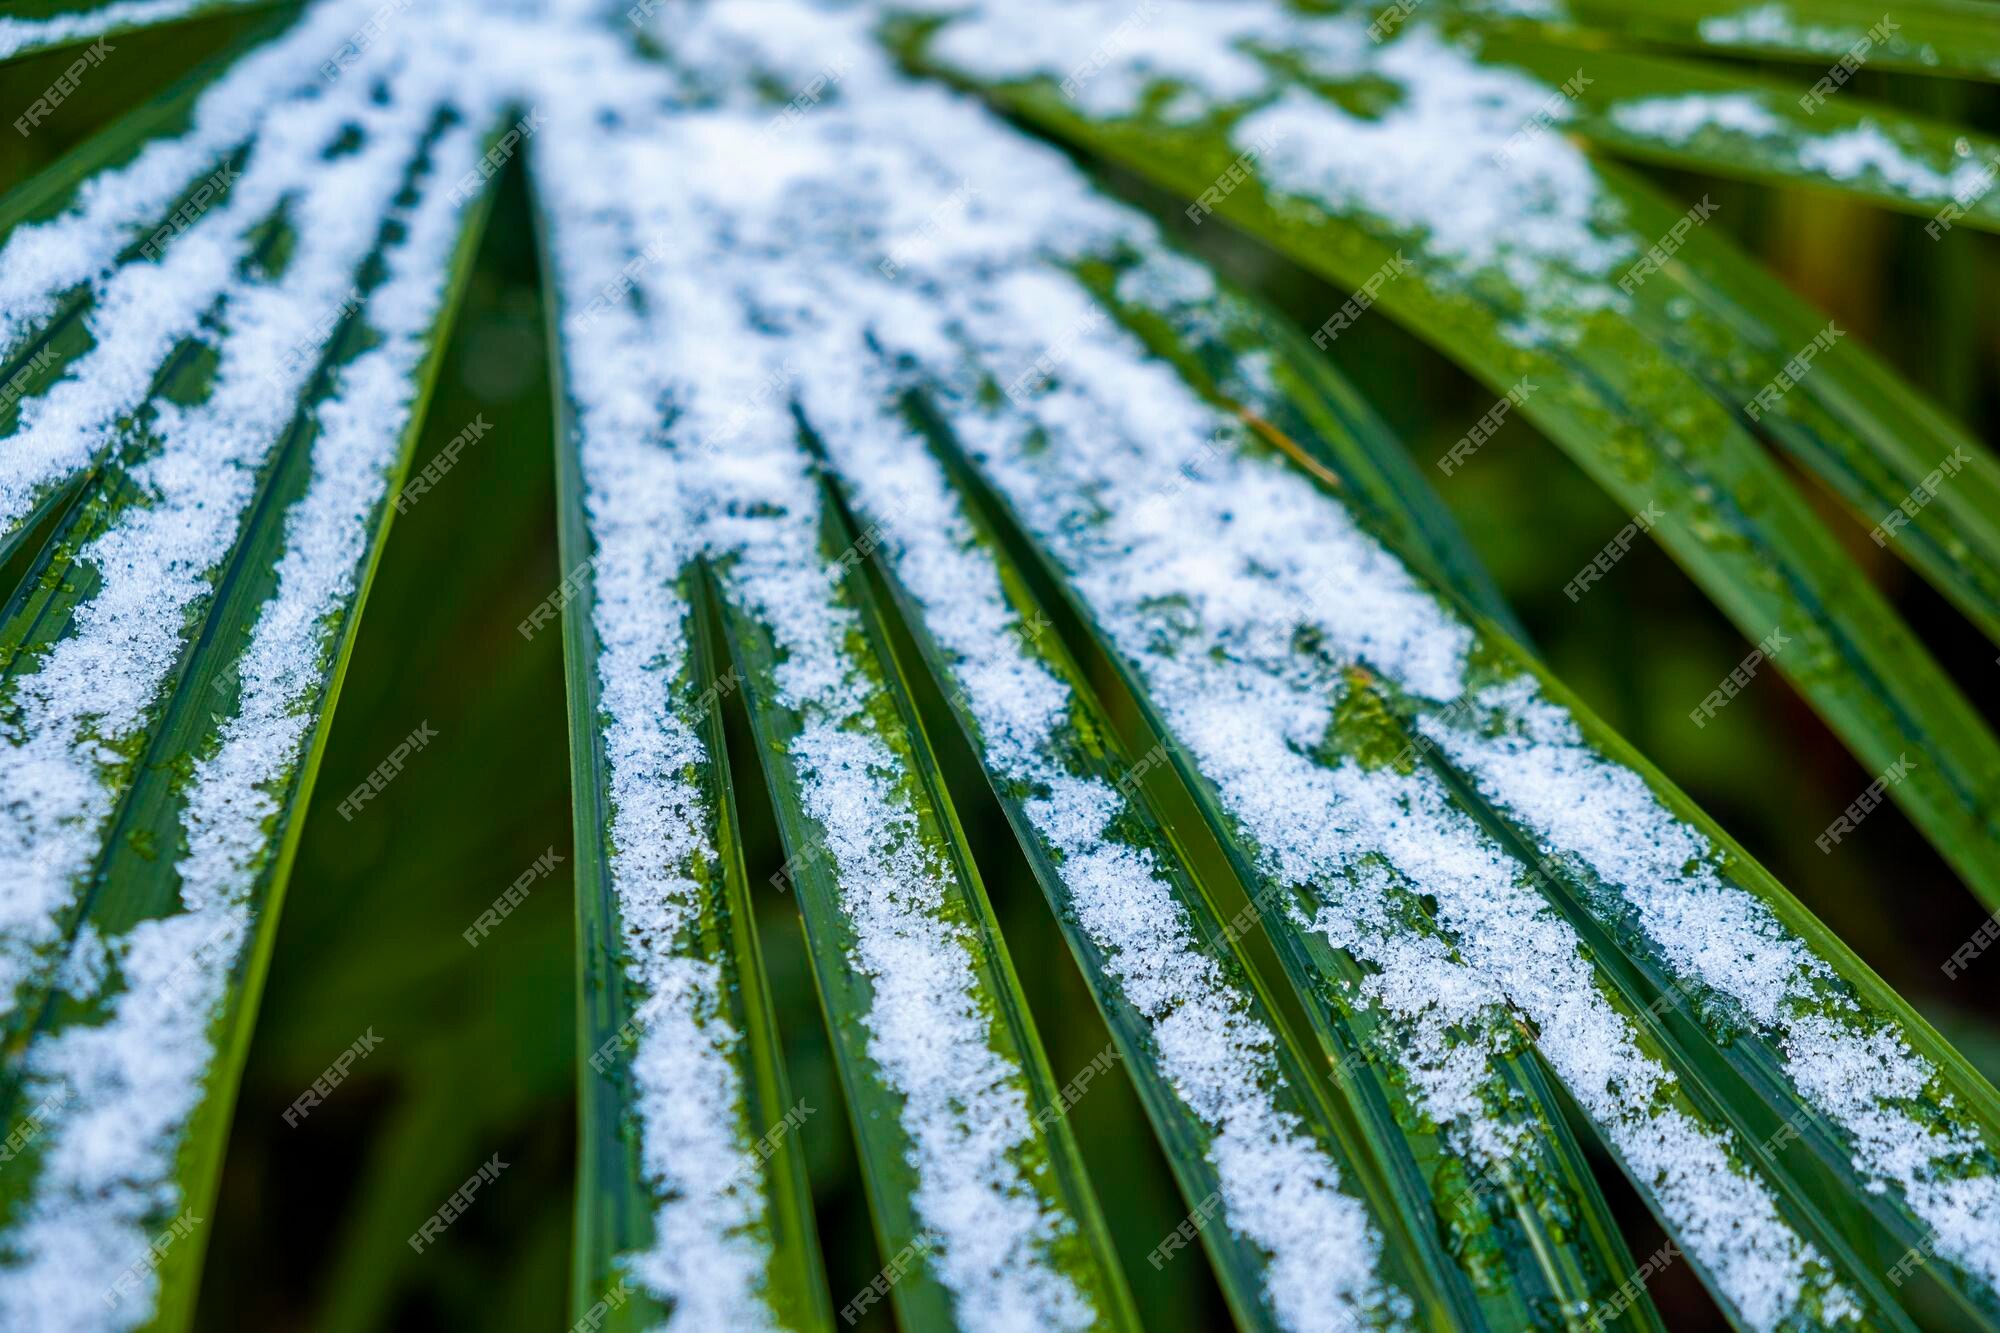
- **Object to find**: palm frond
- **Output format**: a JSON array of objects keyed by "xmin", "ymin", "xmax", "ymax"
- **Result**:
[
  {"xmin": 3, "ymin": 1, "xmax": 1998, "ymax": 1330},
  {"xmin": 829, "ymin": 423, "xmax": 1663, "ymax": 1329},
  {"xmin": 898, "ymin": 0, "xmax": 2000, "ymax": 913},
  {"xmin": 540, "ymin": 213, "xmax": 830, "ymax": 1331},
  {"xmin": 0, "ymin": 0, "xmax": 287, "ymax": 62},
  {"xmin": 1440, "ymin": 0, "xmax": 2000, "ymax": 82},
  {"xmin": 0, "ymin": 6, "xmax": 495, "ymax": 1327}
]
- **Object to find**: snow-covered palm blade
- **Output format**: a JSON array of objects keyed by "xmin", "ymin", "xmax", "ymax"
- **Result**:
[
  {"xmin": 540, "ymin": 205, "xmax": 831, "ymax": 1333},
  {"xmin": 722, "ymin": 497, "xmax": 1140, "ymax": 1332},
  {"xmin": 0, "ymin": 0, "xmax": 286, "ymax": 62},
  {"xmin": 1438, "ymin": 0, "xmax": 2000, "ymax": 83},
  {"xmin": 1461, "ymin": 35, "xmax": 2000, "ymax": 236},
  {"xmin": 530, "ymin": 13, "xmax": 1142, "ymax": 1328},
  {"xmin": 698, "ymin": 528, "xmax": 1138, "ymax": 1331},
  {"xmin": 0, "ymin": 8, "xmax": 500, "ymax": 1328},
  {"xmin": 1081, "ymin": 253, "xmax": 1532, "ymax": 646},
  {"xmin": 1426, "ymin": 28, "xmax": 2000, "ymax": 659},
  {"xmin": 930, "ymin": 0, "xmax": 2000, "ymax": 672},
  {"xmin": 897, "ymin": 0, "xmax": 2000, "ymax": 916},
  {"xmin": 0, "ymin": 5, "xmax": 344, "ymax": 564},
  {"xmin": 819, "ymin": 426, "xmax": 1660, "ymax": 1332},
  {"xmin": 531, "ymin": 4, "xmax": 1627, "ymax": 1325},
  {"xmin": 823, "ymin": 465, "xmax": 1529, "ymax": 1330},
  {"xmin": 873, "ymin": 224, "xmax": 2000, "ymax": 1329},
  {"xmin": 1417, "ymin": 648, "xmax": 2000, "ymax": 1330}
]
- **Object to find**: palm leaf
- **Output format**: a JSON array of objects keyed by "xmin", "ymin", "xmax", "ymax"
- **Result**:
[
  {"xmin": 533, "ymin": 58, "xmax": 1136, "ymax": 1322},
  {"xmin": 0, "ymin": 10, "xmax": 498, "ymax": 1327},
  {"xmin": 538, "ymin": 205, "xmax": 831, "ymax": 1330},
  {"xmin": 0, "ymin": 0, "xmax": 288, "ymax": 62},
  {"xmin": 876, "ymin": 242, "xmax": 2000, "ymax": 1326},
  {"xmin": 1588, "ymin": 159, "xmax": 2000, "ymax": 655},
  {"xmin": 818, "ymin": 411, "xmax": 1662, "ymax": 1330},
  {"xmin": 896, "ymin": 1, "xmax": 2000, "ymax": 914},
  {"xmin": 704, "ymin": 518, "xmax": 1136, "ymax": 1331},
  {"xmin": 3, "ymin": 2, "xmax": 1999, "ymax": 1330},
  {"xmin": 1440, "ymin": 0, "xmax": 2000, "ymax": 82},
  {"xmin": 0, "ymin": 10, "xmax": 301, "ymax": 567},
  {"xmin": 1462, "ymin": 35, "xmax": 2000, "ymax": 236},
  {"xmin": 827, "ymin": 462, "xmax": 1481, "ymax": 1330}
]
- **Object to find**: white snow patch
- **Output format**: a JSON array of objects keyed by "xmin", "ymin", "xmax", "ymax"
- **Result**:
[
  {"xmin": 0, "ymin": 18, "xmax": 412, "ymax": 534},
  {"xmin": 914, "ymin": 1, "xmax": 1629, "ymax": 304},
  {"xmin": 1610, "ymin": 92, "xmax": 1784, "ymax": 142},
  {"xmin": 0, "ymin": 0, "xmax": 378, "ymax": 352},
  {"xmin": 1697, "ymin": 4, "xmax": 1835, "ymax": 50},
  {"xmin": 1794, "ymin": 123, "xmax": 1994, "ymax": 201},
  {"xmin": 1235, "ymin": 27, "xmax": 1628, "ymax": 297}
]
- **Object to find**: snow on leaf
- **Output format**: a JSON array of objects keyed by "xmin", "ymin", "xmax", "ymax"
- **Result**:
[
  {"xmin": 0, "ymin": 0, "xmax": 269, "ymax": 62},
  {"xmin": 1423, "ymin": 678, "xmax": 2000, "ymax": 1302},
  {"xmin": 0, "ymin": 33, "xmax": 439, "ymax": 1023},
  {"xmin": 0, "ymin": 8, "xmax": 495, "ymax": 1329},
  {"xmin": 891, "ymin": 233, "xmax": 1858, "ymax": 1331},
  {"xmin": 532, "ymin": 9, "xmax": 1119, "ymax": 1325},
  {"xmin": 3, "ymin": 2, "xmax": 1997, "ymax": 1331}
]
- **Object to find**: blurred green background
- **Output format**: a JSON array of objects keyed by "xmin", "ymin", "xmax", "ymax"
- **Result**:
[{"xmin": 5, "ymin": 11, "xmax": 1998, "ymax": 1329}]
